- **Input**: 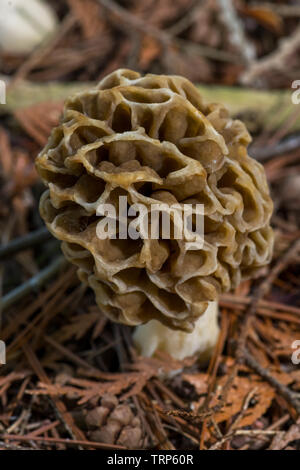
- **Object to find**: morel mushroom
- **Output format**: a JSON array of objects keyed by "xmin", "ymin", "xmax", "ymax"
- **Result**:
[{"xmin": 36, "ymin": 69, "xmax": 274, "ymax": 360}]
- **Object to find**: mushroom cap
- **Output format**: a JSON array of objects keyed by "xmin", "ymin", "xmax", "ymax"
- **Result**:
[{"xmin": 36, "ymin": 69, "xmax": 274, "ymax": 332}]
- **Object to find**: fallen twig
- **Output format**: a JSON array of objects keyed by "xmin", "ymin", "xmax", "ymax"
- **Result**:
[
  {"xmin": 0, "ymin": 256, "xmax": 67, "ymax": 312},
  {"xmin": 0, "ymin": 227, "xmax": 52, "ymax": 261},
  {"xmin": 244, "ymin": 350, "xmax": 300, "ymax": 415},
  {"xmin": 249, "ymin": 135, "xmax": 300, "ymax": 161},
  {"xmin": 217, "ymin": 0, "xmax": 255, "ymax": 64},
  {"xmin": 97, "ymin": 0, "xmax": 238, "ymax": 62},
  {"xmin": 241, "ymin": 24, "xmax": 300, "ymax": 85},
  {"xmin": 0, "ymin": 433, "xmax": 126, "ymax": 450}
]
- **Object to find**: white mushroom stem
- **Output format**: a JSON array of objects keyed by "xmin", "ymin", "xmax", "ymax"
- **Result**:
[{"xmin": 133, "ymin": 301, "xmax": 219, "ymax": 361}]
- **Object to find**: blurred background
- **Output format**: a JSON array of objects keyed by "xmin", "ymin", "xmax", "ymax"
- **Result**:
[
  {"xmin": 2, "ymin": 0, "xmax": 300, "ymax": 86},
  {"xmin": 0, "ymin": 0, "xmax": 300, "ymax": 451}
]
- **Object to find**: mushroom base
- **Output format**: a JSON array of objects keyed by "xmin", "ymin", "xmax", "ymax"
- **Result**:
[{"xmin": 133, "ymin": 301, "xmax": 219, "ymax": 361}]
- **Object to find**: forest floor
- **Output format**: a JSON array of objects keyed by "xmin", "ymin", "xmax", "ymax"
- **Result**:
[{"xmin": 0, "ymin": 0, "xmax": 300, "ymax": 450}]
